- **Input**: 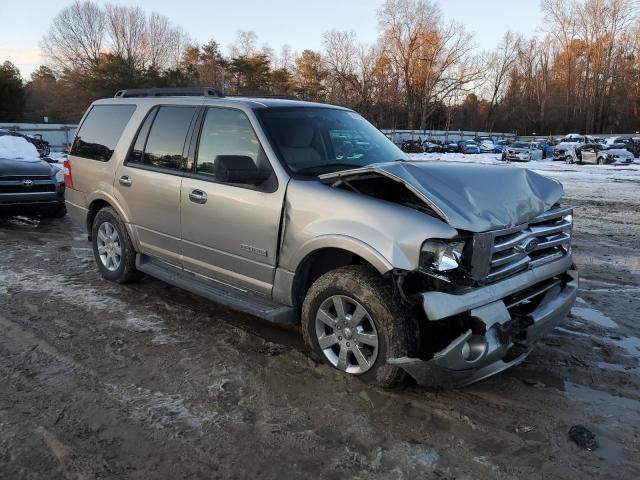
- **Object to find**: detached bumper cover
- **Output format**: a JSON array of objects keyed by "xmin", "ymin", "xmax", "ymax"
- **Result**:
[{"xmin": 389, "ymin": 262, "xmax": 578, "ymax": 387}]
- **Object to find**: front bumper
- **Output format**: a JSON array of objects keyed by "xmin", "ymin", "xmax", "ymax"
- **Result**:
[
  {"xmin": 389, "ymin": 257, "xmax": 578, "ymax": 387},
  {"xmin": 0, "ymin": 184, "xmax": 65, "ymax": 216}
]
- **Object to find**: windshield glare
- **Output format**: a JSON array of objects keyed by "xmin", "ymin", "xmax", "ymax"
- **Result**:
[{"xmin": 258, "ymin": 108, "xmax": 406, "ymax": 175}]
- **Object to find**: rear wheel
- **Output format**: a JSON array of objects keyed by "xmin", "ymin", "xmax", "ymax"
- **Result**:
[
  {"xmin": 301, "ymin": 265, "xmax": 419, "ymax": 388},
  {"xmin": 91, "ymin": 207, "xmax": 140, "ymax": 283}
]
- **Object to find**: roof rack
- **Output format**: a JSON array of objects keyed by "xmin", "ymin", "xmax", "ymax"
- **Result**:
[{"xmin": 114, "ymin": 87, "xmax": 224, "ymax": 98}]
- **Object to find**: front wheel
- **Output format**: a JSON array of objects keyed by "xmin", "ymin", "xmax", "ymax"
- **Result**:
[
  {"xmin": 91, "ymin": 207, "xmax": 141, "ymax": 283},
  {"xmin": 565, "ymin": 155, "xmax": 573, "ymax": 164},
  {"xmin": 301, "ymin": 265, "xmax": 419, "ymax": 388}
]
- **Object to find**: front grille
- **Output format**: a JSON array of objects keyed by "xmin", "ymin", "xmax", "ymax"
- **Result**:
[
  {"xmin": 0, "ymin": 175, "xmax": 52, "ymax": 181},
  {"xmin": 0, "ymin": 184, "xmax": 56, "ymax": 193},
  {"xmin": 469, "ymin": 206, "xmax": 573, "ymax": 284}
]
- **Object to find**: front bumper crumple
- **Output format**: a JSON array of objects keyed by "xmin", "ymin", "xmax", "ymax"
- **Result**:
[{"xmin": 389, "ymin": 255, "xmax": 578, "ymax": 387}]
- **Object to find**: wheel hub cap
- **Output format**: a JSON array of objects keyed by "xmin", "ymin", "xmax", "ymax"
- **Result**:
[
  {"xmin": 314, "ymin": 295, "xmax": 379, "ymax": 375},
  {"xmin": 96, "ymin": 221, "xmax": 122, "ymax": 272}
]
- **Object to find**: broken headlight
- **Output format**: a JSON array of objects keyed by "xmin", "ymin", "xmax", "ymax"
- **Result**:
[{"xmin": 420, "ymin": 239, "xmax": 465, "ymax": 272}]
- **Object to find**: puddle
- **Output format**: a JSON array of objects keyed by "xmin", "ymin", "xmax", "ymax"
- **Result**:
[
  {"xmin": 564, "ymin": 382, "xmax": 640, "ymax": 414},
  {"xmin": 571, "ymin": 298, "xmax": 618, "ymax": 329},
  {"xmin": 596, "ymin": 362, "xmax": 640, "ymax": 374},
  {"xmin": 611, "ymin": 336, "xmax": 640, "ymax": 357},
  {"xmin": 554, "ymin": 328, "xmax": 640, "ymax": 359}
]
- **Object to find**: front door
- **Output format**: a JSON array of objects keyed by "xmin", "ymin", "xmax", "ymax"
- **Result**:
[
  {"xmin": 114, "ymin": 105, "xmax": 197, "ymax": 266},
  {"xmin": 180, "ymin": 107, "xmax": 285, "ymax": 295},
  {"xmin": 580, "ymin": 146, "xmax": 597, "ymax": 164}
]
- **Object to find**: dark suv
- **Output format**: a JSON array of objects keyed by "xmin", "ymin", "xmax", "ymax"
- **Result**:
[{"xmin": 0, "ymin": 133, "xmax": 65, "ymax": 217}]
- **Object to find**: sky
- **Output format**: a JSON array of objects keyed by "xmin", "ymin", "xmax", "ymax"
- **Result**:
[{"xmin": 0, "ymin": 0, "xmax": 544, "ymax": 79}]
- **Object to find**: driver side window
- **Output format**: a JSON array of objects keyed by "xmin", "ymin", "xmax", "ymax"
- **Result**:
[{"xmin": 196, "ymin": 108, "xmax": 262, "ymax": 178}]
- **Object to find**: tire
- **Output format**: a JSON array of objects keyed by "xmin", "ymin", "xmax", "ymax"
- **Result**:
[
  {"xmin": 565, "ymin": 155, "xmax": 573, "ymax": 164},
  {"xmin": 597, "ymin": 157, "xmax": 605, "ymax": 165},
  {"xmin": 91, "ymin": 207, "xmax": 141, "ymax": 284},
  {"xmin": 301, "ymin": 265, "xmax": 419, "ymax": 388}
]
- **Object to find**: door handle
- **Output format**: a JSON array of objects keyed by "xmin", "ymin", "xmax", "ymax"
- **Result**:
[
  {"xmin": 189, "ymin": 189, "xmax": 207, "ymax": 204},
  {"xmin": 119, "ymin": 175, "xmax": 132, "ymax": 187}
]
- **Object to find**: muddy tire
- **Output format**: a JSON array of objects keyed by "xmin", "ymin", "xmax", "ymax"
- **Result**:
[
  {"xmin": 301, "ymin": 265, "xmax": 419, "ymax": 388},
  {"xmin": 91, "ymin": 207, "xmax": 141, "ymax": 284}
]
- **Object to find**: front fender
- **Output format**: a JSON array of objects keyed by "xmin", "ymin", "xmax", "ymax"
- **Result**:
[{"xmin": 278, "ymin": 180, "xmax": 458, "ymax": 274}]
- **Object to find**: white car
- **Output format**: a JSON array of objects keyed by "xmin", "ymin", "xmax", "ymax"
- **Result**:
[
  {"xmin": 501, "ymin": 141, "xmax": 543, "ymax": 162},
  {"xmin": 479, "ymin": 140, "xmax": 495, "ymax": 153},
  {"xmin": 567, "ymin": 144, "xmax": 634, "ymax": 165}
]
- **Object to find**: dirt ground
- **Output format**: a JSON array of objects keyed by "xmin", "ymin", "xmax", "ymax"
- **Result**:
[{"xmin": 1, "ymin": 164, "xmax": 639, "ymax": 479}]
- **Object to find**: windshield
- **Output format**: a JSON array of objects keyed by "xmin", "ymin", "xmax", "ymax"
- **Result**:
[
  {"xmin": 257, "ymin": 107, "xmax": 406, "ymax": 175},
  {"xmin": 512, "ymin": 142, "xmax": 530, "ymax": 148}
]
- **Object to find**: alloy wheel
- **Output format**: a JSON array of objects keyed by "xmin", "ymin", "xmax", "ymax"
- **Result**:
[
  {"xmin": 315, "ymin": 295, "xmax": 379, "ymax": 374},
  {"xmin": 96, "ymin": 221, "xmax": 122, "ymax": 272}
]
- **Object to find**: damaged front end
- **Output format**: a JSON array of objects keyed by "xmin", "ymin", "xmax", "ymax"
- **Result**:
[
  {"xmin": 391, "ymin": 263, "xmax": 578, "ymax": 387},
  {"xmin": 390, "ymin": 205, "xmax": 578, "ymax": 388},
  {"xmin": 320, "ymin": 161, "xmax": 577, "ymax": 387}
]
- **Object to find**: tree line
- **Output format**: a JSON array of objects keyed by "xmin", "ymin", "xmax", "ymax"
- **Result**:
[{"xmin": 1, "ymin": 0, "xmax": 640, "ymax": 135}]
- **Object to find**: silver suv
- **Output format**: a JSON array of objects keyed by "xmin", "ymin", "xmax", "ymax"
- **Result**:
[{"xmin": 65, "ymin": 87, "xmax": 578, "ymax": 388}]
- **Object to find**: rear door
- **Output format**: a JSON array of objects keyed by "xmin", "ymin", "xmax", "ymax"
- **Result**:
[
  {"xmin": 114, "ymin": 105, "xmax": 197, "ymax": 266},
  {"xmin": 67, "ymin": 104, "xmax": 136, "ymax": 206},
  {"xmin": 180, "ymin": 107, "xmax": 284, "ymax": 295}
]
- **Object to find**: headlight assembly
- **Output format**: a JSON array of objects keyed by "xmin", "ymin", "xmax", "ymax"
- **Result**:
[{"xmin": 420, "ymin": 239, "xmax": 465, "ymax": 272}]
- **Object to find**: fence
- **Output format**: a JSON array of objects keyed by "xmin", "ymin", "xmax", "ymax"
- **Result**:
[
  {"xmin": 380, "ymin": 129, "xmax": 517, "ymax": 144},
  {"xmin": 0, "ymin": 123, "xmax": 77, "ymax": 150}
]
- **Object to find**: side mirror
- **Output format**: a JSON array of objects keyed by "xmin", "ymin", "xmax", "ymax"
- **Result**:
[{"xmin": 214, "ymin": 155, "xmax": 270, "ymax": 185}]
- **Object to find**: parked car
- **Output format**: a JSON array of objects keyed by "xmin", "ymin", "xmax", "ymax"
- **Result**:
[
  {"xmin": 604, "ymin": 136, "xmax": 640, "ymax": 158},
  {"xmin": 65, "ymin": 87, "xmax": 578, "ymax": 388},
  {"xmin": 457, "ymin": 140, "xmax": 480, "ymax": 154},
  {"xmin": 443, "ymin": 141, "xmax": 460, "ymax": 153},
  {"xmin": 492, "ymin": 140, "xmax": 506, "ymax": 153},
  {"xmin": 533, "ymin": 140, "xmax": 554, "ymax": 159},
  {"xmin": 566, "ymin": 143, "xmax": 634, "ymax": 165},
  {"xmin": 0, "ymin": 135, "xmax": 66, "ymax": 218},
  {"xmin": 502, "ymin": 141, "xmax": 543, "ymax": 162},
  {"xmin": 478, "ymin": 140, "xmax": 495, "ymax": 153},
  {"xmin": 422, "ymin": 139, "xmax": 443, "ymax": 153},
  {"xmin": 0, "ymin": 129, "xmax": 51, "ymax": 158},
  {"xmin": 400, "ymin": 140, "xmax": 424, "ymax": 153}
]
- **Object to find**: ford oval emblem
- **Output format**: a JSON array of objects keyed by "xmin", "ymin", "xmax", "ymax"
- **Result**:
[
  {"xmin": 517, "ymin": 237, "xmax": 540, "ymax": 254},
  {"xmin": 23, "ymin": 179, "xmax": 33, "ymax": 187}
]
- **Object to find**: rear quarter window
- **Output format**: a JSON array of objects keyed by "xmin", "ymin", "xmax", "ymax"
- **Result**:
[{"xmin": 71, "ymin": 104, "xmax": 136, "ymax": 161}]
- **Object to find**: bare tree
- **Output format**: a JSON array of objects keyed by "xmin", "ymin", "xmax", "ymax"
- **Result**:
[
  {"xmin": 145, "ymin": 12, "xmax": 174, "ymax": 70},
  {"xmin": 484, "ymin": 31, "xmax": 519, "ymax": 130},
  {"xmin": 377, "ymin": 0, "xmax": 480, "ymax": 129},
  {"xmin": 230, "ymin": 30, "xmax": 258, "ymax": 57},
  {"xmin": 105, "ymin": 5, "xmax": 147, "ymax": 69},
  {"xmin": 42, "ymin": 0, "xmax": 106, "ymax": 72}
]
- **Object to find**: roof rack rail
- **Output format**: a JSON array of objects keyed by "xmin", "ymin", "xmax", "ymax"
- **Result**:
[{"xmin": 114, "ymin": 87, "xmax": 224, "ymax": 98}]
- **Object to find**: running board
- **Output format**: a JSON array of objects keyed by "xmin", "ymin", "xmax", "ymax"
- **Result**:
[{"xmin": 136, "ymin": 254, "xmax": 298, "ymax": 325}]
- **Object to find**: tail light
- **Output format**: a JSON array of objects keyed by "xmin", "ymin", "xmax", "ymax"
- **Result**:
[{"xmin": 63, "ymin": 159, "xmax": 74, "ymax": 188}]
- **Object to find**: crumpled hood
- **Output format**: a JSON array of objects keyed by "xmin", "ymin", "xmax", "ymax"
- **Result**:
[{"xmin": 320, "ymin": 161, "xmax": 564, "ymax": 232}]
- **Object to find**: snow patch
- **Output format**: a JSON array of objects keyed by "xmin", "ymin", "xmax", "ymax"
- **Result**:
[{"xmin": 0, "ymin": 135, "xmax": 40, "ymax": 161}]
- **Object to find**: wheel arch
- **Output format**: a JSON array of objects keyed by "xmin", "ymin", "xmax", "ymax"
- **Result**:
[
  {"xmin": 289, "ymin": 244, "xmax": 393, "ymax": 308},
  {"xmin": 85, "ymin": 193, "xmax": 133, "ymax": 243}
]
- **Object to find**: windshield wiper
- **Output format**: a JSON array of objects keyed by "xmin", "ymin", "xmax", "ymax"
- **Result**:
[{"xmin": 296, "ymin": 162, "xmax": 363, "ymax": 173}]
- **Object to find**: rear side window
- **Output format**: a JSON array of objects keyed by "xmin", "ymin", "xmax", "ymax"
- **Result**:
[
  {"xmin": 138, "ymin": 106, "xmax": 196, "ymax": 170},
  {"xmin": 71, "ymin": 105, "xmax": 136, "ymax": 161}
]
